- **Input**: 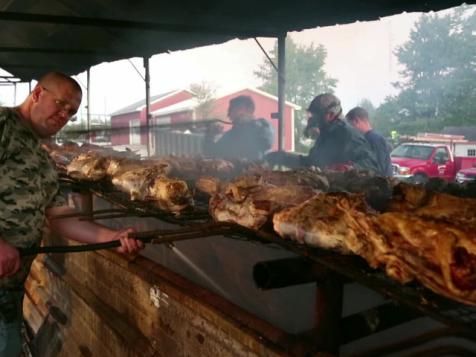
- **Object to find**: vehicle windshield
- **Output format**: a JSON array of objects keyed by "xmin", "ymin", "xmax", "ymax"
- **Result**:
[{"xmin": 391, "ymin": 145, "xmax": 434, "ymax": 160}]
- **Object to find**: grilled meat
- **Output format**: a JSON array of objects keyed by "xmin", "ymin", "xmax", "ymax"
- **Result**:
[
  {"xmin": 111, "ymin": 166, "xmax": 163, "ymax": 200},
  {"xmin": 149, "ymin": 176, "xmax": 193, "ymax": 213},
  {"xmin": 273, "ymin": 191, "xmax": 476, "ymax": 306},
  {"xmin": 273, "ymin": 192, "xmax": 376, "ymax": 254},
  {"xmin": 66, "ymin": 152, "xmax": 109, "ymax": 181},
  {"xmin": 106, "ymin": 157, "xmax": 172, "ymax": 177},
  {"xmin": 195, "ymin": 176, "xmax": 222, "ymax": 196},
  {"xmin": 210, "ymin": 183, "xmax": 318, "ymax": 229},
  {"xmin": 388, "ymin": 183, "xmax": 476, "ymax": 227},
  {"xmin": 374, "ymin": 212, "xmax": 476, "ymax": 306},
  {"xmin": 323, "ymin": 169, "xmax": 395, "ymax": 211},
  {"xmin": 387, "ymin": 183, "xmax": 429, "ymax": 212}
]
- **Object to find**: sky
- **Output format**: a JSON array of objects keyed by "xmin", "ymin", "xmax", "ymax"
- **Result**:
[{"xmin": 0, "ymin": 9, "xmax": 434, "ymax": 120}]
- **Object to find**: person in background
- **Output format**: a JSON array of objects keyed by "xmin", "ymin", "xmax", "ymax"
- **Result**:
[
  {"xmin": 0, "ymin": 72, "xmax": 144, "ymax": 357},
  {"xmin": 203, "ymin": 95, "xmax": 274, "ymax": 161},
  {"xmin": 346, "ymin": 106, "xmax": 393, "ymax": 177},
  {"xmin": 266, "ymin": 93, "xmax": 379, "ymax": 173}
]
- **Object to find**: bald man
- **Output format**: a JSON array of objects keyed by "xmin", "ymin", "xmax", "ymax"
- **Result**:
[{"xmin": 0, "ymin": 72, "xmax": 143, "ymax": 356}]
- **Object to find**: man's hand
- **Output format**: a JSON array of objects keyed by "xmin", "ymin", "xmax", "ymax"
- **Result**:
[
  {"xmin": 205, "ymin": 122, "xmax": 223, "ymax": 137},
  {"xmin": 265, "ymin": 151, "xmax": 302, "ymax": 168},
  {"xmin": 111, "ymin": 228, "xmax": 145, "ymax": 255},
  {"xmin": 0, "ymin": 239, "xmax": 20, "ymax": 278}
]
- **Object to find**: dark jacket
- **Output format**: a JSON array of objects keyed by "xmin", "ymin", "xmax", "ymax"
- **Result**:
[
  {"xmin": 364, "ymin": 130, "xmax": 393, "ymax": 176},
  {"xmin": 301, "ymin": 119, "xmax": 379, "ymax": 172},
  {"xmin": 203, "ymin": 118, "xmax": 274, "ymax": 161}
]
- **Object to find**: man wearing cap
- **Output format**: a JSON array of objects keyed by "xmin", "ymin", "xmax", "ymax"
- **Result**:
[
  {"xmin": 266, "ymin": 93, "xmax": 379, "ymax": 172},
  {"xmin": 346, "ymin": 106, "xmax": 393, "ymax": 177}
]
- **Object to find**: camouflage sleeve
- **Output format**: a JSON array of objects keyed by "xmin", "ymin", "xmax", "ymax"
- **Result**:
[
  {"xmin": 48, "ymin": 189, "xmax": 67, "ymax": 208},
  {"xmin": 0, "ymin": 109, "xmax": 11, "ymax": 163}
]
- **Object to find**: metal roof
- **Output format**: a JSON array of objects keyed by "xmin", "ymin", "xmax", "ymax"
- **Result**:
[{"xmin": 0, "ymin": 0, "xmax": 473, "ymax": 82}]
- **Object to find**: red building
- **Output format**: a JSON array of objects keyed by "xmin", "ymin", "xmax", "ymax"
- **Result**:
[{"xmin": 110, "ymin": 88, "xmax": 299, "ymax": 153}]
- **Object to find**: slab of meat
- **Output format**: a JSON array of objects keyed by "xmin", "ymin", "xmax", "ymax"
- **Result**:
[
  {"xmin": 388, "ymin": 183, "xmax": 476, "ymax": 227},
  {"xmin": 374, "ymin": 212, "xmax": 476, "ymax": 306},
  {"xmin": 273, "ymin": 191, "xmax": 476, "ymax": 306},
  {"xmin": 66, "ymin": 152, "xmax": 109, "ymax": 181},
  {"xmin": 273, "ymin": 192, "xmax": 376, "ymax": 254},
  {"xmin": 111, "ymin": 166, "xmax": 163, "ymax": 200},
  {"xmin": 106, "ymin": 157, "xmax": 172, "ymax": 177},
  {"xmin": 210, "ymin": 183, "xmax": 318, "ymax": 229},
  {"xmin": 149, "ymin": 176, "xmax": 193, "ymax": 213}
]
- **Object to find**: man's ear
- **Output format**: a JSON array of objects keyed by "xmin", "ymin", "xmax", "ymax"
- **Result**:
[{"xmin": 31, "ymin": 85, "xmax": 42, "ymax": 102}]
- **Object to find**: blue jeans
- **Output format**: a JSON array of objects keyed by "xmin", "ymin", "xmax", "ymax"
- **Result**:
[{"xmin": 0, "ymin": 289, "xmax": 23, "ymax": 357}]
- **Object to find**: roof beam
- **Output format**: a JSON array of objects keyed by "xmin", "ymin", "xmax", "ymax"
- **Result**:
[
  {"xmin": 0, "ymin": 46, "xmax": 122, "ymax": 55},
  {"xmin": 0, "ymin": 11, "xmax": 276, "ymax": 38}
]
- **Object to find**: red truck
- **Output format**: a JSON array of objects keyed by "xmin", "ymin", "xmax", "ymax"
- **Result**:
[{"xmin": 391, "ymin": 141, "xmax": 476, "ymax": 184}]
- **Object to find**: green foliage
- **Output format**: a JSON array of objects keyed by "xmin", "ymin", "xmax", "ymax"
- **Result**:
[
  {"xmin": 254, "ymin": 37, "xmax": 337, "ymax": 152},
  {"xmin": 376, "ymin": 5, "xmax": 476, "ymax": 136}
]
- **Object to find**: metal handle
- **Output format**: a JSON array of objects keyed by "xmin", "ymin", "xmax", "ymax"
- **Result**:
[{"xmin": 19, "ymin": 222, "xmax": 234, "ymax": 257}]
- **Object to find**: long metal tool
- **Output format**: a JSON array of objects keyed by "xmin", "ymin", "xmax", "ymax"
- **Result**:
[{"xmin": 19, "ymin": 222, "xmax": 234, "ymax": 257}]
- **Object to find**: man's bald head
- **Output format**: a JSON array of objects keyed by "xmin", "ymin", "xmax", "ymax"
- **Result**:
[
  {"xmin": 15, "ymin": 71, "xmax": 83, "ymax": 138},
  {"xmin": 37, "ymin": 72, "xmax": 82, "ymax": 96}
]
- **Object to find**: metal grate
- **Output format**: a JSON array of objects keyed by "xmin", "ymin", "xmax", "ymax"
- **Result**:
[{"xmin": 59, "ymin": 177, "xmax": 476, "ymax": 338}]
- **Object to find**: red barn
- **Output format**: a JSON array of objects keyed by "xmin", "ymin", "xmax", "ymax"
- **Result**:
[{"xmin": 110, "ymin": 88, "xmax": 299, "ymax": 154}]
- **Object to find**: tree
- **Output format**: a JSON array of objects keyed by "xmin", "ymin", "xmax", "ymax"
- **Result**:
[
  {"xmin": 376, "ymin": 5, "xmax": 476, "ymax": 135},
  {"xmin": 254, "ymin": 37, "xmax": 337, "ymax": 152},
  {"xmin": 190, "ymin": 81, "xmax": 217, "ymax": 120}
]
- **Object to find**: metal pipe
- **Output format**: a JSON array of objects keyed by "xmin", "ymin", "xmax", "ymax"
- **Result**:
[
  {"xmin": 277, "ymin": 33, "xmax": 286, "ymax": 151},
  {"xmin": 144, "ymin": 56, "xmax": 151, "ymax": 157},
  {"xmin": 19, "ymin": 222, "xmax": 234, "ymax": 256},
  {"xmin": 87, "ymin": 68, "xmax": 91, "ymax": 142}
]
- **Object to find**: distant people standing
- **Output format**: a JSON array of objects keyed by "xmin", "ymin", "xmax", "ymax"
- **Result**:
[
  {"xmin": 346, "ymin": 107, "xmax": 393, "ymax": 176},
  {"xmin": 203, "ymin": 95, "xmax": 274, "ymax": 161},
  {"xmin": 266, "ymin": 93, "xmax": 379, "ymax": 173}
]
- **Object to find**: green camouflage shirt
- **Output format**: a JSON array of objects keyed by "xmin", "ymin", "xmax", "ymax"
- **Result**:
[{"xmin": 0, "ymin": 107, "xmax": 65, "ymax": 288}]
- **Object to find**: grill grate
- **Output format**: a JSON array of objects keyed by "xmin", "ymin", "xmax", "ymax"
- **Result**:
[{"xmin": 59, "ymin": 176, "xmax": 476, "ymax": 338}]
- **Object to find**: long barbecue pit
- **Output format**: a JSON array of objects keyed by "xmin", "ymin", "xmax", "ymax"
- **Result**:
[{"xmin": 35, "ymin": 141, "xmax": 476, "ymax": 354}]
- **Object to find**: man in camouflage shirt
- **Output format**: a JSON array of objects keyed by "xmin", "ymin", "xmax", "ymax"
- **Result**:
[{"xmin": 0, "ymin": 72, "xmax": 143, "ymax": 356}]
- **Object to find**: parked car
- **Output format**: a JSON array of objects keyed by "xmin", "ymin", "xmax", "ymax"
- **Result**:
[
  {"xmin": 456, "ymin": 162, "xmax": 476, "ymax": 183},
  {"xmin": 391, "ymin": 142, "xmax": 476, "ymax": 184}
]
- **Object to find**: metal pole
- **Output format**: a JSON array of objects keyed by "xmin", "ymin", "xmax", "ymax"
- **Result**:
[
  {"xmin": 277, "ymin": 33, "xmax": 286, "ymax": 151},
  {"xmin": 87, "ymin": 68, "xmax": 91, "ymax": 143},
  {"xmin": 13, "ymin": 82, "xmax": 17, "ymax": 105},
  {"xmin": 144, "ymin": 56, "xmax": 151, "ymax": 157}
]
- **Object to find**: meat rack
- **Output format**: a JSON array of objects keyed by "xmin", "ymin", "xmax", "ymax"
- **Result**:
[{"xmin": 51, "ymin": 177, "xmax": 476, "ymax": 353}]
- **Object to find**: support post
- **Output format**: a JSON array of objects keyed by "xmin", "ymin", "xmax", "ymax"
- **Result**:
[
  {"xmin": 277, "ymin": 33, "xmax": 286, "ymax": 151},
  {"xmin": 87, "ymin": 68, "xmax": 91, "ymax": 143},
  {"xmin": 314, "ymin": 272, "xmax": 343, "ymax": 354},
  {"xmin": 144, "ymin": 56, "xmax": 151, "ymax": 157}
]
